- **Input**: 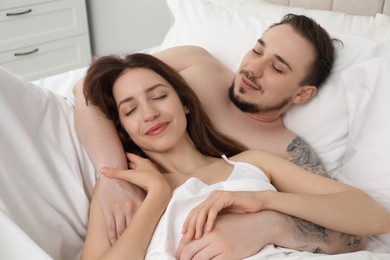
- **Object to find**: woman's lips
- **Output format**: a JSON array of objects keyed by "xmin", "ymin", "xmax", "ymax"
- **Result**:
[{"xmin": 146, "ymin": 122, "xmax": 169, "ymax": 136}]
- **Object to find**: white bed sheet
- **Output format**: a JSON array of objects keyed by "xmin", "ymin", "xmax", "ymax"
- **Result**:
[
  {"xmin": 1, "ymin": 56, "xmax": 389, "ymax": 260},
  {"xmin": 0, "ymin": 68, "xmax": 95, "ymax": 260}
]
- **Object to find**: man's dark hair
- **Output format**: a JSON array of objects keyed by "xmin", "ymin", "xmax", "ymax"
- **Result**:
[{"xmin": 270, "ymin": 14, "xmax": 336, "ymax": 88}]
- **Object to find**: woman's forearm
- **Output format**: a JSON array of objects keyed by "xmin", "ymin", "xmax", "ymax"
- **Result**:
[{"xmin": 263, "ymin": 189, "xmax": 390, "ymax": 235}]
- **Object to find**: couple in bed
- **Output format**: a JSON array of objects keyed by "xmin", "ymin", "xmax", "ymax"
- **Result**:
[{"xmin": 75, "ymin": 14, "xmax": 390, "ymax": 259}]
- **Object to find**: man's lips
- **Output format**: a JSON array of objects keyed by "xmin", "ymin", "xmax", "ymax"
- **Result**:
[
  {"xmin": 242, "ymin": 76, "xmax": 259, "ymax": 90},
  {"xmin": 145, "ymin": 122, "xmax": 169, "ymax": 136}
]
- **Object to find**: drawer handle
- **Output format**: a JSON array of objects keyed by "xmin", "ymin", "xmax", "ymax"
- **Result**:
[
  {"xmin": 6, "ymin": 9, "xmax": 32, "ymax": 16},
  {"xmin": 14, "ymin": 48, "xmax": 39, "ymax": 56}
]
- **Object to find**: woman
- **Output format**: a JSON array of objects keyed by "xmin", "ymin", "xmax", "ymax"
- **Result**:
[{"xmin": 81, "ymin": 53, "xmax": 390, "ymax": 259}]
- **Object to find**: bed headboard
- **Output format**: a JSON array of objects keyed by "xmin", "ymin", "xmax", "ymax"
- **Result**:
[{"xmin": 265, "ymin": 0, "xmax": 390, "ymax": 16}]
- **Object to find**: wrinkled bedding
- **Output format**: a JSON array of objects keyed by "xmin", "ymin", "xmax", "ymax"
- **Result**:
[{"xmin": 1, "ymin": 57, "xmax": 389, "ymax": 259}]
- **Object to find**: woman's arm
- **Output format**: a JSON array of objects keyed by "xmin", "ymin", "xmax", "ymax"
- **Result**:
[
  {"xmin": 81, "ymin": 154, "xmax": 171, "ymax": 260},
  {"xmin": 183, "ymin": 150, "xmax": 390, "ymax": 239}
]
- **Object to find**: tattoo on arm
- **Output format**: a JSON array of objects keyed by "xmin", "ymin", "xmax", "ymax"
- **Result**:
[
  {"xmin": 285, "ymin": 137, "xmax": 364, "ymax": 254},
  {"xmin": 282, "ymin": 215, "xmax": 363, "ymax": 254},
  {"xmin": 287, "ymin": 136, "xmax": 328, "ymax": 177}
]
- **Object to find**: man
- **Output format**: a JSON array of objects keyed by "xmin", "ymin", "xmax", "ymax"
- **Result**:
[{"xmin": 74, "ymin": 14, "xmax": 362, "ymax": 258}]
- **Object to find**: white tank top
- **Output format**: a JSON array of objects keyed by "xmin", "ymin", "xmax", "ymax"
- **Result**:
[{"xmin": 146, "ymin": 155, "xmax": 276, "ymax": 259}]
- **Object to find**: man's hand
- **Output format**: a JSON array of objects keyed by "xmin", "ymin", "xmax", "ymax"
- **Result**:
[
  {"xmin": 95, "ymin": 153, "xmax": 161, "ymax": 245},
  {"xmin": 177, "ymin": 212, "xmax": 279, "ymax": 260},
  {"xmin": 95, "ymin": 174, "xmax": 145, "ymax": 245}
]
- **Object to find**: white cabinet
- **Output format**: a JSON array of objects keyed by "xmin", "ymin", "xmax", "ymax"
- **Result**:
[
  {"xmin": 0, "ymin": 0, "xmax": 92, "ymax": 80},
  {"xmin": 87, "ymin": 0, "xmax": 172, "ymax": 56}
]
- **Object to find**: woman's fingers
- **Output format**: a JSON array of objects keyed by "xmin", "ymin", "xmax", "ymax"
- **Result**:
[
  {"xmin": 183, "ymin": 191, "xmax": 229, "ymax": 239},
  {"xmin": 101, "ymin": 167, "xmax": 131, "ymax": 181},
  {"xmin": 100, "ymin": 167, "xmax": 149, "ymax": 190},
  {"xmin": 125, "ymin": 153, "xmax": 142, "ymax": 163},
  {"xmin": 182, "ymin": 190, "xmax": 265, "ymax": 240},
  {"xmin": 126, "ymin": 153, "xmax": 159, "ymax": 172}
]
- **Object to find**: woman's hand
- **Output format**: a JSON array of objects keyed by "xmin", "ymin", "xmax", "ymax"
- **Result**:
[
  {"xmin": 182, "ymin": 190, "xmax": 272, "ymax": 239},
  {"xmin": 126, "ymin": 153, "xmax": 159, "ymax": 172},
  {"xmin": 101, "ymin": 153, "xmax": 170, "ymax": 197}
]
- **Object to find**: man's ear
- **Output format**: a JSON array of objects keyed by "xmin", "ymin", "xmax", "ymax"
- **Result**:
[{"xmin": 293, "ymin": 85, "xmax": 317, "ymax": 104}]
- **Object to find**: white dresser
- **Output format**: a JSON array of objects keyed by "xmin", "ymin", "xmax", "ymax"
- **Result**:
[{"xmin": 0, "ymin": 0, "xmax": 91, "ymax": 80}]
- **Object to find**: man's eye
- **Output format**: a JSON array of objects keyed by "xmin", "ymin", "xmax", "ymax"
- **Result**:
[
  {"xmin": 273, "ymin": 65, "xmax": 283, "ymax": 73},
  {"xmin": 252, "ymin": 49, "xmax": 262, "ymax": 55}
]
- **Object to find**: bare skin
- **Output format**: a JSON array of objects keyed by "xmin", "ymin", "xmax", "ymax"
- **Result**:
[{"xmin": 74, "ymin": 24, "xmax": 361, "ymax": 258}]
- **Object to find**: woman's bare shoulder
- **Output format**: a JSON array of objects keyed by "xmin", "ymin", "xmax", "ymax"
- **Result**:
[{"xmin": 230, "ymin": 150, "xmax": 273, "ymax": 165}]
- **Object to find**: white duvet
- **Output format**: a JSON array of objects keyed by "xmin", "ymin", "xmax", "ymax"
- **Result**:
[{"xmin": 1, "ymin": 58, "xmax": 390, "ymax": 259}]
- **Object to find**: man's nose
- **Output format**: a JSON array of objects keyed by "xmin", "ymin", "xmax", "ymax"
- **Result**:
[{"xmin": 248, "ymin": 58, "xmax": 266, "ymax": 78}]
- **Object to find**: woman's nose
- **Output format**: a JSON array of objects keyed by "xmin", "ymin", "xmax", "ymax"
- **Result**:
[{"xmin": 142, "ymin": 104, "xmax": 160, "ymax": 121}]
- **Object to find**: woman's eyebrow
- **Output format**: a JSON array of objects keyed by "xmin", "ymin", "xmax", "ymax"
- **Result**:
[
  {"xmin": 145, "ymin": 83, "xmax": 167, "ymax": 94},
  {"xmin": 117, "ymin": 83, "xmax": 167, "ymax": 108}
]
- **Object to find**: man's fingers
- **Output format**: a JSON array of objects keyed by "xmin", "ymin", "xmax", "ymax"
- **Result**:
[
  {"xmin": 115, "ymin": 212, "xmax": 127, "ymax": 239},
  {"xmin": 105, "ymin": 216, "xmax": 118, "ymax": 245},
  {"xmin": 176, "ymin": 236, "xmax": 211, "ymax": 260},
  {"xmin": 176, "ymin": 233, "xmax": 192, "ymax": 259}
]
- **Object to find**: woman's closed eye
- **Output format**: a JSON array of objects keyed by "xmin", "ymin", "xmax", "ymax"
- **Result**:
[
  {"xmin": 123, "ymin": 94, "xmax": 168, "ymax": 116},
  {"xmin": 152, "ymin": 94, "xmax": 168, "ymax": 100},
  {"xmin": 125, "ymin": 107, "xmax": 136, "ymax": 116}
]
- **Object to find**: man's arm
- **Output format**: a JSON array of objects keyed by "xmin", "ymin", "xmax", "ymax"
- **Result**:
[
  {"xmin": 73, "ymin": 79, "xmax": 145, "ymax": 244},
  {"xmin": 284, "ymin": 136, "xmax": 365, "ymax": 252},
  {"xmin": 287, "ymin": 136, "xmax": 328, "ymax": 177},
  {"xmin": 176, "ymin": 136, "xmax": 364, "ymax": 258},
  {"xmin": 177, "ymin": 210, "xmax": 365, "ymax": 259}
]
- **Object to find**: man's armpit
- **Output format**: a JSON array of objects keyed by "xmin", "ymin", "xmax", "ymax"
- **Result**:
[{"xmin": 287, "ymin": 136, "xmax": 328, "ymax": 177}]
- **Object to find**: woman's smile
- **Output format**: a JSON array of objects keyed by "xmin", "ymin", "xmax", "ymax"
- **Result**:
[{"xmin": 145, "ymin": 122, "xmax": 170, "ymax": 136}]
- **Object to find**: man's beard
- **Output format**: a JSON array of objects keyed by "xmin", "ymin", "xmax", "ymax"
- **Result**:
[{"xmin": 228, "ymin": 84, "xmax": 292, "ymax": 113}]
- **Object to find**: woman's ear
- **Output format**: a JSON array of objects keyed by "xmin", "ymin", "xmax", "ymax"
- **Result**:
[
  {"xmin": 293, "ymin": 85, "xmax": 317, "ymax": 104},
  {"xmin": 184, "ymin": 106, "xmax": 190, "ymax": 114}
]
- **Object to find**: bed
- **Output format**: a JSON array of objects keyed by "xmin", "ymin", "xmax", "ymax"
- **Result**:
[{"xmin": 1, "ymin": 0, "xmax": 390, "ymax": 259}]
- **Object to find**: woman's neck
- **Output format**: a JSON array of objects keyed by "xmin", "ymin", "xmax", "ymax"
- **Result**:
[{"xmin": 146, "ymin": 141, "xmax": 215, "ymax": 175}]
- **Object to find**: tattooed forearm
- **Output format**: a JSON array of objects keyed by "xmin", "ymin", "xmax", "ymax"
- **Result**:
[
  {"xmin": 283, "ymin": 136, "xmax": 365, "ymax": 254},
  {"xmin": 287, "ymin": 136, "xmax": 328, "ymax": 177},
  {"xmin": 281, "ymin": 215, "xmax": 365, "ymax": 254}
]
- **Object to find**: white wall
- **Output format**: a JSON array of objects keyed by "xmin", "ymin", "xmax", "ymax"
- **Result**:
[{"xmin": 86, "ymin": 0, "xmax": 172, "ymax": 56}]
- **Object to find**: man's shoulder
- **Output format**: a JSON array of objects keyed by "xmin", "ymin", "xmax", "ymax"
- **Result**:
[{"xmin": 157, "ymin": 45, "xmax": 218, "ymax": 64}]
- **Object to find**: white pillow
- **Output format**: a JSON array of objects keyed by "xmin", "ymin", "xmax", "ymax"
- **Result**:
[
  {"xmin": 209, "ymin": 0, "xmax": 390, "ymax": 44},
  {"xmin": 284, "ymin": 34, "xmax": 390, "ymax": 173},
  {"xmin": 333, "ymin": 58, "xmax": 390, "ymax": 252},
  {"xmin": 160, "ymin": 0, "xmax": 272, "ymax": 71},
  {"xmin": 160, "ymin": 0, "xmax": 390, "ymax": 173},
  {"xmin": 33, "ymin": 67, "xmax": 88, "ymax": 105}
]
